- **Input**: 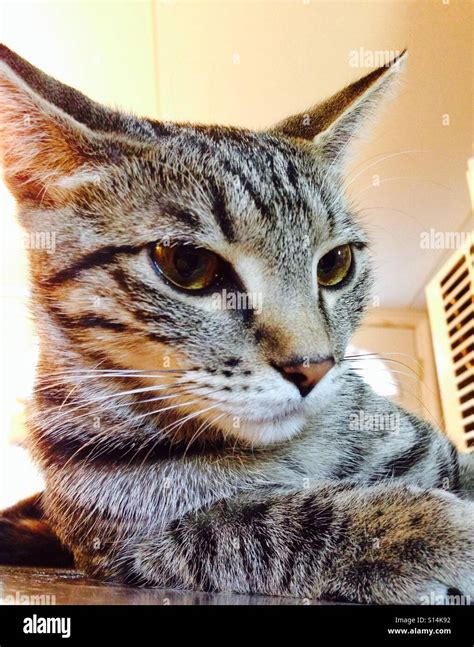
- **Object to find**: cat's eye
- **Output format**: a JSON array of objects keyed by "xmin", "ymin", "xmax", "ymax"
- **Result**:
[
  {"xmin": 317, "ymin": 244, "xmax": 353, "ymax": 287},
  {"xmin": 152, "ymin": 243, "xmax": 221, "ymax": 291}
]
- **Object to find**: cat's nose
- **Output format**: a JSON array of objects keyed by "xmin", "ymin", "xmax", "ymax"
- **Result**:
[{"xmin": 275, "ymin": 357, "xmax": 335, "ymax": 397}]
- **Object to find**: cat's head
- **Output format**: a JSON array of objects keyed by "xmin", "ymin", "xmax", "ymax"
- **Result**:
[{"xmin": 0, "ymin": 45, "xmax": 406, "ymax": 445}]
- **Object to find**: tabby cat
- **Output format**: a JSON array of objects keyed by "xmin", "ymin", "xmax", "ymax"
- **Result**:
[{"xmin": 0, "ymin": 44, "xmax": 473, "ymax": 604}]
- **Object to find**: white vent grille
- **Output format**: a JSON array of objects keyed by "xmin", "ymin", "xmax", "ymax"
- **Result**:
[{"xmin": 426, "ymin": 234, "xmax": 474, "ymax": 452}]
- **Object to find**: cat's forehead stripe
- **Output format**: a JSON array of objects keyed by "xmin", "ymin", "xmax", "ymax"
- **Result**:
[{"xmin": 168, "ymin": 127, "xmax": 339, "ymax": 242}]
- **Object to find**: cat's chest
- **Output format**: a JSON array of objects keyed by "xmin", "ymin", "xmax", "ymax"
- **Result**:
[{"xmin": 44, "ymin": 434, "xmax": 349, "ymax": 540}]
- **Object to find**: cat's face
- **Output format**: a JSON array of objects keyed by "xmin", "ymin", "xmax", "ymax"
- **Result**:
[
  {"xmin": 0, "ymin": 45, "xmax": 405, "ymax": 445},
  {"xmin": 42, "ymin": 128, "xmax": 371, "ymax": 444}
]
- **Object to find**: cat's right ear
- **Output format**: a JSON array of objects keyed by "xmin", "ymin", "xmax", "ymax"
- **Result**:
[
  {"xmin": 0, "ymin": 45, "xmax": 150, "ymax": 206},
  {"xmin": 0, "ymin": 45, "xmax": 112, "ymax": 204}
]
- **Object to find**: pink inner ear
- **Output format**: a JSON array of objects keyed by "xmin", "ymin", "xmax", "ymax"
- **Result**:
[{"xmin": 0, "ymin": 70, "xmax": 87, "ymax": 204}]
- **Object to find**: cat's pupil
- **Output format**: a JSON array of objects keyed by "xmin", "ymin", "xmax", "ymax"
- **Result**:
[
  {"xmin": 319, "ymin": 249, "xmax": 339, "ymax": 272},
  {"xmin": 175, "ymin": 248, "xmax": 205, "ymax": 279}
]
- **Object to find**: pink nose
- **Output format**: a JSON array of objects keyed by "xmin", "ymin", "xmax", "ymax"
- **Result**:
[{"xmin": 276, "ymin": 358, "xmax": 335, "ymax": 397}]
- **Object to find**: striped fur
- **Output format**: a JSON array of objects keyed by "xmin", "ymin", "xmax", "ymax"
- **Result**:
[{"xmin": 0, "ymin": 45, "xmax": 472, "ymax": 603}]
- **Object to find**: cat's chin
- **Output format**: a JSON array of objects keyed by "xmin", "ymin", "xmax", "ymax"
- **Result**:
[{"xmin": 216, "ymin": 411, "xmax": 307, "ymax": 446}]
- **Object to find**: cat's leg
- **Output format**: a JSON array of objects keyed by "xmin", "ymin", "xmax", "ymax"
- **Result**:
[
  {"xmin": 114, "ymin": 484, "xmax": 473, "ymax": 603},
  {"xmin": 0, "ymin": 493, "xmax": 74, "ymax": 567}
]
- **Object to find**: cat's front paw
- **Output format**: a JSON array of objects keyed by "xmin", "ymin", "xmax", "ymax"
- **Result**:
[
  {"xmin": 373, "ymin": 492, "xmax": 474, "ymax": 604},
  {"xmin": 332, "ymin": 487, "xmax": 474, "ymax": 604}
]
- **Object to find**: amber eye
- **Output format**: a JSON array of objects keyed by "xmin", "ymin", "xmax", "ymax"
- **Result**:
[
  {"xmin": 152, "ymin": 243, "xmax": 220, "ymax": 291},
  {"xmin": 317, "ymin": 244, "xmax": 353, "ymax": 287}
]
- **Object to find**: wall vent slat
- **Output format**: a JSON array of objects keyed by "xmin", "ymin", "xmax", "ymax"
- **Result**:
[{"xmin": 426, "ymin": 233, "xmax": 474, "ymax": 452}]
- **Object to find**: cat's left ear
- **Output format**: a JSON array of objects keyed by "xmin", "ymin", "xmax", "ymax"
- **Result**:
[{"xmin": 270, "ymin": 50, "xmax": 407, "ymax": 166}]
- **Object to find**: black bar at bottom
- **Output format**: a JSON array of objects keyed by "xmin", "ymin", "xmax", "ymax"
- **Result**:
[{"xmin": 0, "ymin": 604, "xmax": 472, "ymax": 644}]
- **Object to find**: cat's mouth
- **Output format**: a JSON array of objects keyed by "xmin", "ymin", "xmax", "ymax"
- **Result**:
[{"xmin": 194, "ymin": 363, "xmax": 341, "ymax": 444}]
